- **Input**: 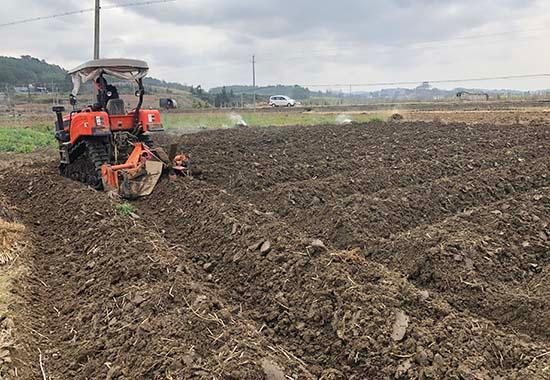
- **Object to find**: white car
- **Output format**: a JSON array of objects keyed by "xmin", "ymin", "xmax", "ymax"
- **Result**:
[{"xmin": 269, "ymin": 95, "xmax": 296, "ymax": 107}]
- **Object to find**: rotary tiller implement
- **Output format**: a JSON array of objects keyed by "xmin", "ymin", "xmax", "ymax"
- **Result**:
[{"xmin": 52, "ymin": 58, "xmax": 190, "ymax": 198}]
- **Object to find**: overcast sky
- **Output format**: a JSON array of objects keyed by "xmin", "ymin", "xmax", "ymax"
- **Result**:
[{"xmin": 2, "ymin": 0, "xmax": 550, "ymax": 90}]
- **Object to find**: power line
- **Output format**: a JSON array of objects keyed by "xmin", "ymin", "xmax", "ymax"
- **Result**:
[
  {"xmin": 145, "ymin": 30, "xmax": 545, "ymax": 73},
  {"xmin": 255, "ymin": 25, "xmax": 550, "ymax": 62},
  {"xmin": 102, "ymin": 0, "xmax": 177, "ymax": 11},
  {"xmin": 2, "ymin": 1, "xmax": 548, "ymax": 75},
  {"xmin": 149, "ymin": 32, "xmax": 546, "ymax": 73},
  {"xmin": 302, "ymin": 73, "xmax": 550, "ymax": 88},
  {"xmin": 0, "ymin": 8, "xmax": 94, "ymax": 27},
  {"xmin": 2, "ymin": 2, "xmax": 549, "ymax": 90},
  {"xmin": 4, "ymin": 72, "xmax": 550, "ymax": 94},
  {"xmin": 0, "ymin": 0, "xmax": 177, "ymax": 28},
  {"xmin": 159, "ymin": 28, "xmax": 549, "ymax": 70},
  {"xmin": 385, "ymin": 26, "xmax": 550, "ymax": 48},
  {"xmin": 258, "ymin": 30, "xmax": 550, "ymax": 64}
]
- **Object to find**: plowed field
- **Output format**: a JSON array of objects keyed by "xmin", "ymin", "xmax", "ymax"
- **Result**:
[{"xmin": 0, "ymin": 121, "xmax": 549, "ymax": 379}]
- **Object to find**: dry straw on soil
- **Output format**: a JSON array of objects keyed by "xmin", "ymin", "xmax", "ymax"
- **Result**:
[
  {"xmin": 0, "ymin": 203, "xmax": 26, "ymax": 377},
  {"xmin": 0, "ymin": 220, "xmax": 25, "ymax": 265}
]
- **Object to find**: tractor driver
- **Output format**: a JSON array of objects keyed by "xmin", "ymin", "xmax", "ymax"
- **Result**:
[{"xmin": 95, "ymin": 75, "xmax": 120, "ymax": 110}]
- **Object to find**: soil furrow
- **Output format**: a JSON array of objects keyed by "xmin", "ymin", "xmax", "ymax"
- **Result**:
[
  {"xmin": 239, "ymin": 138, "xmax": 549, "ymax": 218},
  {"xmin": 364, "ymin": 186, "xmax": 550, "ymax": 341},
  {"xmin": 0, "ymin": 164, "xmax": 308, "ymax": 379},
  {"xmin": 177, "ymin": 122, "xmax": 549, "ymax": 193},
  {"xmin": 138, "ymin": 177, "xmax": 550, "ymax": 379}
]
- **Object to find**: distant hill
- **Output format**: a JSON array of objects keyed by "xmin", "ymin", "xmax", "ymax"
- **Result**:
[
  {"xmin": 3, "ymin": 56, "xmax": 547, "ymax": 106},
  {"xmin": 143, "ymin": 77, "xmax": 192, "ymax": 92},
  {"xmin": 351, "ymin": 84, "xmax": 548, "ymax": 101},
  {"xmin": 0, "ymin": 55, "xmax": 70, "ymax": 89},
  {"xmin": 0, "ymin": 56, "xmax": 192, "ymax": 93}
]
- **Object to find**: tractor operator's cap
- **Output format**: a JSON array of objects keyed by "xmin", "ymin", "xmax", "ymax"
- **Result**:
[{"xmin": 69, "ymin": 58, "xmax": 149, "ymax": 96}]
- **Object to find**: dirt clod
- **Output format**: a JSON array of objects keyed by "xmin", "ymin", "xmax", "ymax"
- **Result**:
[
  {"xmin": 391, "ymin": 310, "xmax": 410, "ymax": 341},
  {"xmin": 259, "ymin": 240, "xmax": 272, "ymax": 255},
  {"xmin": 261, "ymin": 358, "xmax": 286, "ymax": 380}
]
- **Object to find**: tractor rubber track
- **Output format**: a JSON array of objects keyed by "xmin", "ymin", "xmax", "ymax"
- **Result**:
[
  {"xmin": 60, "ymin": 140, "xmax": 110, "ymax": 190},
  {"xmin": 138, "ymin": 133, "xmax": 156, "ymax": 148}
]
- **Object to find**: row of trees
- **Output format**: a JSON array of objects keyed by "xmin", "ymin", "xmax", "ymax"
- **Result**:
[
  {"xmin": 0, "ymin": 55, "xmax": 322, "ymax": 109},
  {"xmin": 189, "ymin": 84, "xmax": 324, "ymax": 108},
  {"xmin": 190, "ymin": 85, "xmax": 260, "ymax": 108}
]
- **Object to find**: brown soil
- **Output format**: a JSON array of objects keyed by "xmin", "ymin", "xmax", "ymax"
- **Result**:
[
  {"xmin": 402, "ymin": 109, "xmax": 550, "ymax": 125},
  {"xmin": 0, "ymin": 121, "xmax": 549, "ymax": 379}
]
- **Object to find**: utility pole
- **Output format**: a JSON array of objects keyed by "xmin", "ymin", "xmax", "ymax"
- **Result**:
[
  {"xmin": 4, "ymin": 85, "xmax": 10, "ymax": 115},
  {"xmin": 252, "ymin": 55, "xmax": 256, "ymax": 111},
  {"xmin": 94, "ymin": 0, "xmax": 100, "ymax": 59}
]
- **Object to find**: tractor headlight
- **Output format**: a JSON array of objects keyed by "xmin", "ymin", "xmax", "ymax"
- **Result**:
[{"xmin": 95, "ymin": 116, "xmax": 105, "ymax": 126}]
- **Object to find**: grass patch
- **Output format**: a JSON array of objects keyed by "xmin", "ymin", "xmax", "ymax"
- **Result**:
[
  {"xmin": 115, "ymin": 203, "xmax": 135, "ymax": 216},
  {"xmin": 162, "ymin": 111, "xmax": 388, "ymax": 130},
  {"xmin": 0, "ymin": 110, "xmax": 388, "ymax": 153},
  {"xmin": 0, "ymin": 126, "xmax": 56, "ymax": 153}
]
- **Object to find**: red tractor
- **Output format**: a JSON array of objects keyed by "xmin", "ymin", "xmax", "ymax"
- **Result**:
[{"xmin": 52, "ymin": 59, "xmax": 187, "ymax": 198}]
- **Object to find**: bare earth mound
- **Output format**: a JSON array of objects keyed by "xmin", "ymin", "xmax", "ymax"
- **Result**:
[{"xmin": 0, "ymin": 121, "xmax": 548, "ymax": 379}]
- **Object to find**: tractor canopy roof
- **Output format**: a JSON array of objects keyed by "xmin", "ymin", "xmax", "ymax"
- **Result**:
[{"xmin": 69, "ymin": 58, "xmax": 149, "ymax": 96}]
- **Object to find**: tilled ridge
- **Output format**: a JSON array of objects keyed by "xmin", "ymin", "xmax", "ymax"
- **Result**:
[
  {"xmin": 366, "ymin": 187, "xmax": 550, "ymax": 341},
  {"xmin": 139, "ymin": 177, "xmax": 550, "ymax": 379},
  {"xmin": 0, "ymin": 163, "xmax": 308, "ymax": 379}
]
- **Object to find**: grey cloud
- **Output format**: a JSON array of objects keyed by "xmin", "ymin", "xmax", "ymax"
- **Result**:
[
  {"xmin": 132, "ymin": 0, "xmax": 537, "ymax": 44},
  {"xmin": 0, "ymin": 0, "xmax": 548, "ymax": 89}
]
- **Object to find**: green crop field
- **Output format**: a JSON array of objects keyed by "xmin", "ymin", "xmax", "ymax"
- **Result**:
[
  {"xmin": 0, "ymin": 110, "xmax": 388, "ymax": 152},
  {"xmin": 161, "ymin": 110, "xmax": 387, "ymax": 130},
  {"xmin": 0, "ymin": 126, "xmax": 56, "ymax": 153}
]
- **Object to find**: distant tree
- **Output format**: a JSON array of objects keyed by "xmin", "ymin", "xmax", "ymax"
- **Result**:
[
  {"xmin": 220, "ymin": 87, "xmax": 230, "ymax": 107},
  {"xmin": 0, "ymin": 55, "xmax": 71, "ymax": 89}
]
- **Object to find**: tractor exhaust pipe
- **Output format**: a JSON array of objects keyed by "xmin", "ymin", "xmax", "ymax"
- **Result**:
[
  {"xmin": 52, "ymin": 106, "xmax": 65, "ymax": 133},
  {"xmin": 52, "ymin": 106, "xmax": 67, "ymax": 142}
]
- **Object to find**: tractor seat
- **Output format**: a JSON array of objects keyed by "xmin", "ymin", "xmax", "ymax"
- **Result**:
[{"xmin": 106, "ymin": 99, "xmax": 126, "ymax": 115}]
